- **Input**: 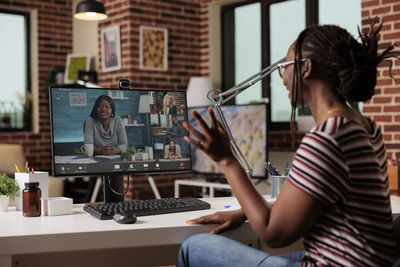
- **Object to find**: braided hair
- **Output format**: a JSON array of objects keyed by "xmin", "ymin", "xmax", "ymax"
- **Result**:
[{"xmin": 290, "ymin": 18, "xmax": 399, "ymax": 134}]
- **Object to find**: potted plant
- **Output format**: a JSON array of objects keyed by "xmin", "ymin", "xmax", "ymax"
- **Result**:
[
  {"xmin": 122, "ymin": 145, "xmax": 138, "ymax": 161},
  {"xmin": 0, "ymin": 173, "xmax": 19, "ymax": 212},
  {"xmin": 120, "ymin": 113, "xmax": 129, "ymax": 125}
]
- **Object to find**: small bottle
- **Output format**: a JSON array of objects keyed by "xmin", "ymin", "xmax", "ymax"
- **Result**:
[{"xmin": 23, "ymin": 182, "xmax": 41, "ymax": 217}]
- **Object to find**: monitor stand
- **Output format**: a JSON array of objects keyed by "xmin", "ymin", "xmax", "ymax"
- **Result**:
[
  {"xmin": 95, "ymin": 175, "xmax": 161, "ymax": 203},
  {"xmin": 103, "ymin": 175, "xmax": 125, "ymax": 203}
]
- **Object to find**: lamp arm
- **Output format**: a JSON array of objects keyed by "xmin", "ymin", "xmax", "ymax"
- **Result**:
[
  {"xmin": 213, "ymin": 104, "xmax": 253, "ymax": 176},
  {"xmin": 216, "ymin": 57, "xmax": 285, "ymax": 104},
  {"xmin": 208, "ymin": 57, "xmax": 285, "ymax": 177}
]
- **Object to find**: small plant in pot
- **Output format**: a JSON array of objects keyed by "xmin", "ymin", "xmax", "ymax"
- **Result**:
[
  {"xmin": 0, "ymin": 173, "xmax": 19, "ymax": 212},
  {"xmin": 120, "ymin": 113, "xmax": 129, "ymax": 125}
]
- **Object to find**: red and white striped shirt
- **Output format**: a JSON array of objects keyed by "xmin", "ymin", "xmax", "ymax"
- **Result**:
[{"xmin": 288, "ymin": 116, "xmax": 397, "ymax": 267}]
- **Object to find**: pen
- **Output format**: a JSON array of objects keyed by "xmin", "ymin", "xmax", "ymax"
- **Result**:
[
  {"xmin": 264, "ymin": 162, "xmax": 277, "ymax": 176},
  {"xmin": 15, "ymin": 164, "xmax": 20, "ymax": 173},
  {"xmin": 285, "ymin": 163, "xmax": 293, "ymax": 176},
  {"xmin": 273, "ymin": 165, "xmax": 281, "ymax": 176}
]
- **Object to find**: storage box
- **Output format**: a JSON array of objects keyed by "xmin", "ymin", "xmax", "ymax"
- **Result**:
[
  {"xmin": 42, "ymin": 197, "xmax": 73, "ymax": 216},
  {"xmin": 15, "ymin": 172, "xmax": 49, "ymax": 212}
]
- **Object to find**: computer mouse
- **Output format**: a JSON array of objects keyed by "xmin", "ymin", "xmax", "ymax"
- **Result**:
[{"xmin": 113, "ymin": 211, "xmax": 137, "ymax": 224}]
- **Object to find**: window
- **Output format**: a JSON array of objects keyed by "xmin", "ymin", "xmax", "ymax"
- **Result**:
[
  {"xmin": 222, "ymin": 0, "xmax": 361, "ymax": 129},
  {"xmin": 0, "ymin": 9, "xmax": 31, "ymax": 131}
]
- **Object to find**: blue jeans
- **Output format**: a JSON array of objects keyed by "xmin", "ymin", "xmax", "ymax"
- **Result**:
[{"xmin": 177, "ymin": 233, "xmax": 305, "ymax": 267}]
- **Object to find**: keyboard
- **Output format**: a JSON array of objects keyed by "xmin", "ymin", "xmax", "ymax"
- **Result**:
[{"xmin": 83, "ymin": 197, "xmax": 211, "ymax": 220}]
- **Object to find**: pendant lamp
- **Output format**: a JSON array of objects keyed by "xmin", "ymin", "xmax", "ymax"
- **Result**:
[{"xmin": 74, "ymin": 0, "xmax": 108, "ymax": 21}]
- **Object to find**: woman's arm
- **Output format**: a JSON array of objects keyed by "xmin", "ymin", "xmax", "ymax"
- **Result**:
[
  {"xmin": 183, "ymin": 108, "xmax": 323, "ymax": 247},
  {"xmin": 175, "ymin": 145, "xmax": 182, "ymax": 158},
  {"xmin": 115, "ymin": 117, "xmax": 127, "ymax": 154},
  {"xmin": 164, "ymin": 149, "xmax": 170, "ymax": 159}
]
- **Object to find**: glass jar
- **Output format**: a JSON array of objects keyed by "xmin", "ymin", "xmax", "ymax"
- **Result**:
[{"xmin": 23, "ymin": 182, "xmax": 41, "ymax": 217}]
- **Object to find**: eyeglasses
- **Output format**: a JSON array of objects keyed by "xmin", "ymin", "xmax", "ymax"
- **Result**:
[{"xmin": 277, "ymin": 58, "xmax": 308, "ymax": 78}]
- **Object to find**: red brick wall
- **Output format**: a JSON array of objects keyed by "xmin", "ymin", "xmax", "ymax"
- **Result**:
[
  {"xmin": 97, "ymin": 0, "xmax": 203, "ymax": 199},
  {"xmin": 98, "ymin": 0, "xmax": 202, "ymax": 89},
  {"xmin": 0, "ymin": 0, "xmax": 73, "ymax": 172},
  {"xmin": 362, "ymin": 0, "xmax": 400, "ymax": 160}
]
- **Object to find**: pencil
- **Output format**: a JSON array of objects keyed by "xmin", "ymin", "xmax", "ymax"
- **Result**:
[{"xmin": 15, "ymin": 164, "xmax": 20, "ymax": 173}]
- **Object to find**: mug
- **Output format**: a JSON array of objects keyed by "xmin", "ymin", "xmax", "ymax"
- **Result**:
[
  {"xmin": 271, "ymin": 175, "xmax": 287, "ymax": 198},
  {"xmin": 80, "ymin": 144, "xmax": 94, "ymax": 157}
]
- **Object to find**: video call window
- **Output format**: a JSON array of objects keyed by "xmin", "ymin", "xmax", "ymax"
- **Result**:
[{"xmin": 50, "ymin": 88, "xmax": 191, "ymax": 176}]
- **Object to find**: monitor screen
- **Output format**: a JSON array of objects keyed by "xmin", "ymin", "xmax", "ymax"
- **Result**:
[
  {"xmin": 188, "ymin": 104, "xmax": 267, "ymax": 178},
  {"xmin": 50, "ymin": 87, "xmax": 191, "ymax": 176}
]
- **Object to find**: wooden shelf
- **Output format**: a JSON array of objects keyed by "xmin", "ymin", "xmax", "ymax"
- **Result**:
[{"xmin": 124, "ymin": 124, "xmax": 144, "ymax": 127}]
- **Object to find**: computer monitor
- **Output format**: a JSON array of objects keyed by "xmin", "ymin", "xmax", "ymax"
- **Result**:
[
  {"xmin": 49, "ymin": 87, "xmax": 191, "ymax": 202},
  {"xmin": 188, "ymin": 104, "xmax": 267, "ymax": 178}
]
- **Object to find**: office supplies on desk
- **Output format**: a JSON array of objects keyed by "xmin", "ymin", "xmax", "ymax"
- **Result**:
[
  {"xmin": 15, "ymin": 164, "xmax": 20, "ymax": 173},
  {"xmin": 42, "ymin": 197, "xmax": 73, "ymax": 216},
  {"xmin": 15, "ymin": 171, "xmax": 49, "ymax": 212},
  {"xmin": 83, "ymin": 197, "xmax": 211, "ymax": 220},
  {"xmin": 264, "ymin": 162, "xmax": 287, "ymax": 198},
  {"xmin": 22, "ymin": 182, "xmax": 41, "ymax": 217},
  {"xmin": 271, "ymin": 176, "xmax": 287, "ymax": 198}
]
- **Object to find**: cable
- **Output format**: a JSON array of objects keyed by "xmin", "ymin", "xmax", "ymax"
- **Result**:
[{"xmin": 106, "ymin": 175, "xmax": 130, "ymax": 196}]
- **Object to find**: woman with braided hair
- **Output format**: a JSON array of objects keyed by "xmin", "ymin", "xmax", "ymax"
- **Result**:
[{"xmin": 177, "ymin": 20, "xmax": 399, "ymax": 267}]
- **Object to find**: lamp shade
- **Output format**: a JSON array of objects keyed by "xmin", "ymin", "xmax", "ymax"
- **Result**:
[
  {"xmin": 74, "ymin": 0, "xmax": 108, "ymax": 21},
  {"xmin": 186, "ymin": 77, "xmax": 213, "ymax": 107},
  {"xmin": 138, "ymin": 95, "xmax": 151, "ymax": 113}
]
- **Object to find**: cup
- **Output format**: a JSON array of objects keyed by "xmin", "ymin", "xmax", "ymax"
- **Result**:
[
  {"xmin": 80, "ymin": 144, "xmax": 94, "ymax": 157},
  {"xmin": 271, "ymin": 175, "xmax": 287, "ymax": 198}
]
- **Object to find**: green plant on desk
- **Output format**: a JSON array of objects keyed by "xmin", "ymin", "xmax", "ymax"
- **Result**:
[
  {"xmin": 73, "ymin": 147, "xmax": 84, "ymax": 155},
  {"xmin": 122, "ymin": 145, "xmax": 139, "ymax": 161},
  {"xmin": 120, "ymin": 113, "xmax": 129, "ymax": 119},
  {"xmin": 0, "ymin": 173, "xmax": 19, "ymax": 199}
]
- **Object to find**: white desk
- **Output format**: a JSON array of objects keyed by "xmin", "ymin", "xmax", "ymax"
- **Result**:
[{"xmin": 1, "ymin": 195, "xmax": 399, "ymax": 267}]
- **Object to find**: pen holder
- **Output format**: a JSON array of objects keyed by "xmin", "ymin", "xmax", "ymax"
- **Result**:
[
  {"xmin": 15, "ymin": 172, "xmax": 49, "ymax": 212},
  {"xmin": 271, "ymin": 175, "xmax": 287, "ymax": 198}
]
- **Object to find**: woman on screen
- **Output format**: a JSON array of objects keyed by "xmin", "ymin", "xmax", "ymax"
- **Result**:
[
  {"xmin": 177, "ymin": 20, "xmax": 399, "ymax": 267},
  {"xmin": 163, "ymin": 93, "xmax": 177, "ymax": 116},
  {"xmin": 164, "ymin": 140, "xmax": 181, "ymax": 159},
  {"xmin": 83, "ymin": 95, "xmax": 127, "ymax": 157}
]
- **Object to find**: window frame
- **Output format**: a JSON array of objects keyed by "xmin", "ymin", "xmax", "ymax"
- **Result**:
[
  {"xmin": 0, "ymin": 8, "xmax": 31, "ymax": 132},
  {"xmin": 221, "ymin": 0, "xmax": 318, "ymax": 130}
]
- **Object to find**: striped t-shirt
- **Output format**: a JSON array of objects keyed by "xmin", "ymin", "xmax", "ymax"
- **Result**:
[{"xmin": 288, "ymin": 116, "xmax": 398, "ymax": 267}]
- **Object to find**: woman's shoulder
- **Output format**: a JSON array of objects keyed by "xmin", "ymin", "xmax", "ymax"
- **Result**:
[
  {"xmin": 112, "ymin": 116, "xmax": 124, "ymax": 126},
  {"xmin": 85, "ymin": 116, "xmax": 95, "ymax": 124}
]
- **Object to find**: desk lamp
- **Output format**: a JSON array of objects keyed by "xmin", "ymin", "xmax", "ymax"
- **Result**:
[
  {"xmin": 207, "ymin": 58, "xmax": 285, "ymax": 177},
  {"xmin": 187, "ymin": 77, "xmax": 213, "ymax": 107}
]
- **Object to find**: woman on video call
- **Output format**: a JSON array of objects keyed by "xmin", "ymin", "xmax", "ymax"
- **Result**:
[
  {"xmin": 83, "ymin": 95, "xmax": 127, "ymax": 157},
  {"xmin": 164, "ymin": 139, "xmax": 182, "ymax": 159},
  {"xmin": 177, "ymin": 20, "xmax": 399, "ymax": 267}
]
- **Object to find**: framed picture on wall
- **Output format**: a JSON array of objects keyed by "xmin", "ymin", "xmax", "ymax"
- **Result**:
[
  {"xmin": 139, "ymin": 26, "xmax": 168, "ymax": 71},
  {"xmin": 101, "ymin": 25, "xmax": 122, "ymax": 72},
  {"xmin": 64, "ymin": 54, "xmax": 91, "ymax": 84}
]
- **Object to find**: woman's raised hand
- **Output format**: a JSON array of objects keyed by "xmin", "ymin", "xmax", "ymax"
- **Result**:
[{"xmin": 183, "ymin": 107, "xmax": 234, "ymax": 165}]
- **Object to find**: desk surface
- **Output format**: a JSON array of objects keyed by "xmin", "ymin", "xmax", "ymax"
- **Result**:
[
  {"xmin": 0, "ymin": 197, "xmax": 257, "ymax": 256},
  {"xmin": 1, "ymin": 195, "xmax": 399, "ymax": 257}
]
